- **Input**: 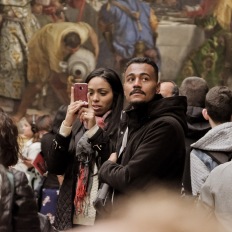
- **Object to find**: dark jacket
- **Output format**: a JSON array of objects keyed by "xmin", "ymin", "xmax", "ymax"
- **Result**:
[
  {"xmin": 47, "ymin": 116, "xmax": 118, "ymax": 230},
  {"xmin": 182, "ymin": 106, "xmax": 211, "ymax": 195},
  {"xmin": 41, "ymin": 133, "xmax": 60, "ymax": 190},
  {"xmin": 0, "ymin": 165, "xmax": 41, "ymax": 232},
  {"xmin": 99, "ymin": 95, "xmax": 188, "ymax": 195}
]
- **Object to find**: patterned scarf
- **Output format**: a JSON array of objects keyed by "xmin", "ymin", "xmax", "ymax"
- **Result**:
[{"xmin": 73, "ymin": 111, "xmax": 112, "ymax": 220}]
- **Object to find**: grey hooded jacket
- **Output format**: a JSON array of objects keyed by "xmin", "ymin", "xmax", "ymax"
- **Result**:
[
  {"xmin": 200, "ymin": 161, "xmax": 232, "ymax": 232},
  {"xmin": 190, "ymin": 122, "xmax": 232, "ymax": 196}
]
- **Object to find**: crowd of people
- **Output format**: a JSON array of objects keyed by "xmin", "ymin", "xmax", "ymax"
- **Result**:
[
  {"xmin": 0, "ymin": 1, "xmax": 232, "ymax": 232},
  {"xmin": 0, "ymin": 56, "xmax": 232, "ymax": 232}
]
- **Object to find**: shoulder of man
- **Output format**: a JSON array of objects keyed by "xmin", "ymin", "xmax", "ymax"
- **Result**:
[{"xmin": 153, "ymin": 115, "xmax": 184, "ymax": 131}]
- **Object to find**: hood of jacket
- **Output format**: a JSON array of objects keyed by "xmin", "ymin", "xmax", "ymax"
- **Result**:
[
  {"xmin": 191, "ymin": 122, "xmax": 232, "ymax": 152},
  {"xmin": 124, "ymin": 94, "xmax": 188, "ymax": 134},
  {"xmin": 186, "ymin": 106, "xmax": 211, "ymax": 139}
]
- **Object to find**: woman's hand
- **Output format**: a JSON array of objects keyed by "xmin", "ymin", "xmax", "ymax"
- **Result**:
[
  {"xmin": 108, "ymin": 152, "xmax": 117, "ymax": 163},
  {"xmin": 63, "ymin": 86, "xmax": 88, "ymax": 127},
  {"xmin": 79, "ymin": 99, "xmax": 96, "ymax": 129}
]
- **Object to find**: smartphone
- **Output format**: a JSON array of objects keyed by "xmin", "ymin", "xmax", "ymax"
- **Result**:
[{"xmin": 73, "ymin": 83, "xmax": 88, "ymax": 102}]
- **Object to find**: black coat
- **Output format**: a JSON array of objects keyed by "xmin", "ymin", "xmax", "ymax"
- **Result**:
[
  {"xmin": 99, "ymin": 95, "xmax": 188, "ymax": 195},
  {"xmin": 41, "ymin": 133, "xmax": 60, "ymax": 190},
  {"xmin": 47, "ymin": 117, "xmax": 118, "ymax": 230},
  {"xmin": 182, "ymin": 105, "xmax": 211, "ymax": 195},
  {"xmin": 0, "ymin": 165, "xmax": 41, "ymax": 232}
]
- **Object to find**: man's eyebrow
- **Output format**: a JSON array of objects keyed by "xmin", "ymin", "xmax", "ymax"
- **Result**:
[
  {"xmin": 126, "ymin": 72, "xmax": 151, "ymax": 77},
  {"xmin": 140, "ymin": 72, "xmax": 150, "ymax": 76},
  {"xmin": 125, "ymin": 73, "xmax": 135, "ymax": 77},
  {"xmin": 88, "ymin": 88, "xmax": 108, "ymax": 91}
]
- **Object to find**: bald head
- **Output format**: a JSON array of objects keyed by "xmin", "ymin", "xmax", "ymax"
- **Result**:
[{"xmin": 160, "ymin": 81, "xmax": 179, "ymax": 97}]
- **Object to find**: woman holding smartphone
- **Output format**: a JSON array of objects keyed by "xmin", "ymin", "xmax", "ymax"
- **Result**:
[{"xmin": 46, "ymin": 68, "xmax": 124, "ymax": 231}]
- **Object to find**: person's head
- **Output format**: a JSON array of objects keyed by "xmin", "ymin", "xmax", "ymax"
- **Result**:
[
  {"xmin": 179, "ymin": 77, "xmax": 209, "ymax": 107},
  {"xmin": 31, "ymin": 0, "xmax": 43, "ymax": 15},
  {"xmin": 36, "ymin": 114, "xmax": 53, "ymax": 138},
  {"xmin": 160, "ymin": 81, "xmax": 179, "ymax": 97},
  {"xmin": 52, "ymin": 105, "xmax": 67, "ymax": 134},
  {"xmin": 21, "ymin": 114, "xmax": 40, "ymax": 142},
  {"xmin": 202, "ymin": 86, "xmax": 232, "ymax": 125},
  {"xmin": 0, "ymin": 111, "xmax": 19, "ymax": 167},
  {"xmin": 85, "ymin": 67, "xmax": 124, "ymax": 118},
  {"xmin": 123, "ymin": 57, "xmax": 160, "ymax": 106},
  {"xmin": 51, "ymin": 0, "xmax": 63, "ymax": 8},
  {"xmin": 63, "ymin": 32, "xmax": 81, "ymax": 54}
]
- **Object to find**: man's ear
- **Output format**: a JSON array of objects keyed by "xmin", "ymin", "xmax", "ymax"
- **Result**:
[{"xmin": 202, "ymin": 108, "xmax": 209, "ymax": 121}]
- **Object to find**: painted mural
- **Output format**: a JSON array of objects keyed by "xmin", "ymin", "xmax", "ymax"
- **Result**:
[{"xmin": 0, "ymin": 0, "xmax": 231, "ymax": 116}]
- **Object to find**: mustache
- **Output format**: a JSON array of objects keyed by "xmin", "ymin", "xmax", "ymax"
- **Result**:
[{"xmin": 129, "ymin": 89, "xmax": 146, "ymax": 96}]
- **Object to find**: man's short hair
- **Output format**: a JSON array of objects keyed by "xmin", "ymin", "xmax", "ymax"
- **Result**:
[
  {"xmin": 205, "ymin": 86, "xmax": 232, "ymax": 123},
  {"xmin": 63, "ymin": 32, "xmax": 81, "ymax": 48},
  {"xmin": 179, "ymin": 77, "xmax": 209, "ymax": 107},
  {"xmin": 123, "ymin": 57, "xmax": 159, "ymax": 82}
]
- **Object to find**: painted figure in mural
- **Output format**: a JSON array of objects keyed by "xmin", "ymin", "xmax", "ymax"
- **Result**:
[
  {"xmin": 177, "ymin": 0, "xmax": 232, "ymax": 88},
  {"xmin": 64, "ymin": 1, "xmax": 102, "ymax": 57},
  {"xmin": 65, "ymin": 0, "xmax": 96, "ymax": 23},
  {"xmin": 31, "ymin": 0, "xmax": 66, "ymax": 27},
  {"xmin": 13, "ymin": 21, "xmax": 99, "ymax": 122},
  {"xmin": 43, "ymin": 0, "xmax": 66, "ymax": 23},
  {"xmin": 179, "ymin": 0, "xmax": 200, "ymax": 8},
  {"xmin": 64, "ymin": 0, "xmax": 114, "ymax": 69},
  {"xmin": 98, "ymin": 0, "xmax": 161, "ymax": 74},
  {"xmin": 0, "ymin": 0, "xmax": 40, "ymax": 111}
]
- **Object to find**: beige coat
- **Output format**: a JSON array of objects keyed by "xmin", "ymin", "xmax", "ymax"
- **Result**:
[{"xmin": 27, "ymin": 22, "xmax": 91, "ymax": 83}]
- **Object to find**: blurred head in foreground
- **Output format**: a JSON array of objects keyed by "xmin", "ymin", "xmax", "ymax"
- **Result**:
[{"xmin": 71, "ymin": 189, "xmax": 225, "ymax": 232}]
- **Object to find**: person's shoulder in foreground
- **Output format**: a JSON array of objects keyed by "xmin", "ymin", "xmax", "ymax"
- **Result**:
[
  {"xmin": 0, "ymin": 109, "xmax": 41, "ymax": 232},
  {"xmin": 200, "ymin": 160, "xmax": 232, "ymax": 231},
  {"xmin": 70, "ymin": 188, "xmax": 226, "ymax": 232}
]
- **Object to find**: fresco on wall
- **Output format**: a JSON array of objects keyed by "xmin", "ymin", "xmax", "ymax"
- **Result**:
[{"xmin": 0, "ymin": 0, "xmax": 231, "ymax": 116}]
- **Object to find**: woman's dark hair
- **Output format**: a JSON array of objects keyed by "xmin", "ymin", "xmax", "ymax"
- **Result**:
[
  {"xmin": 37, "ymin": 114, "xmax": 53, "ymax": 133},
  {"xmin": 0, "ymin": 111, "xmax": 19, "ymax": 167},
  {"xmin": 85, "ymin": 67, "xmax": 124, "ymax": 135},
  {"xmin": 52, "ymin": 105, "xmax": 68, "ymax": 134}
]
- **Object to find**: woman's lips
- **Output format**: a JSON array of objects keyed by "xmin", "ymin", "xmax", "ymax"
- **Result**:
[{"xmin": 92, "ymin": 105, "xmax": 101, "ymax": 110}]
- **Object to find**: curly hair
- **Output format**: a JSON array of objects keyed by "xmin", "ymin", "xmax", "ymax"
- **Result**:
[{"xmin": 0, "ymin": 110, "xmax": 19, "ymax": 167}]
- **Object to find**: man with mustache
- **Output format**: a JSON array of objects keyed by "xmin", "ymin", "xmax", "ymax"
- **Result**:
[{"xmin": 98, "ymin": 57, "xmax": 188, "ymax": 207}]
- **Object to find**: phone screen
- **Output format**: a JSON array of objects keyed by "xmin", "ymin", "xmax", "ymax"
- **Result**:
[{"xmin": 73, "ymin": 83, "xmax": 88, "ymax": 102}]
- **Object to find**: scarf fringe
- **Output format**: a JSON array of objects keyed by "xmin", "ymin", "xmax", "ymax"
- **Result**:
[{"xmin": 74, "ymin": 164, "xmax": 89, "ymax": 214}]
